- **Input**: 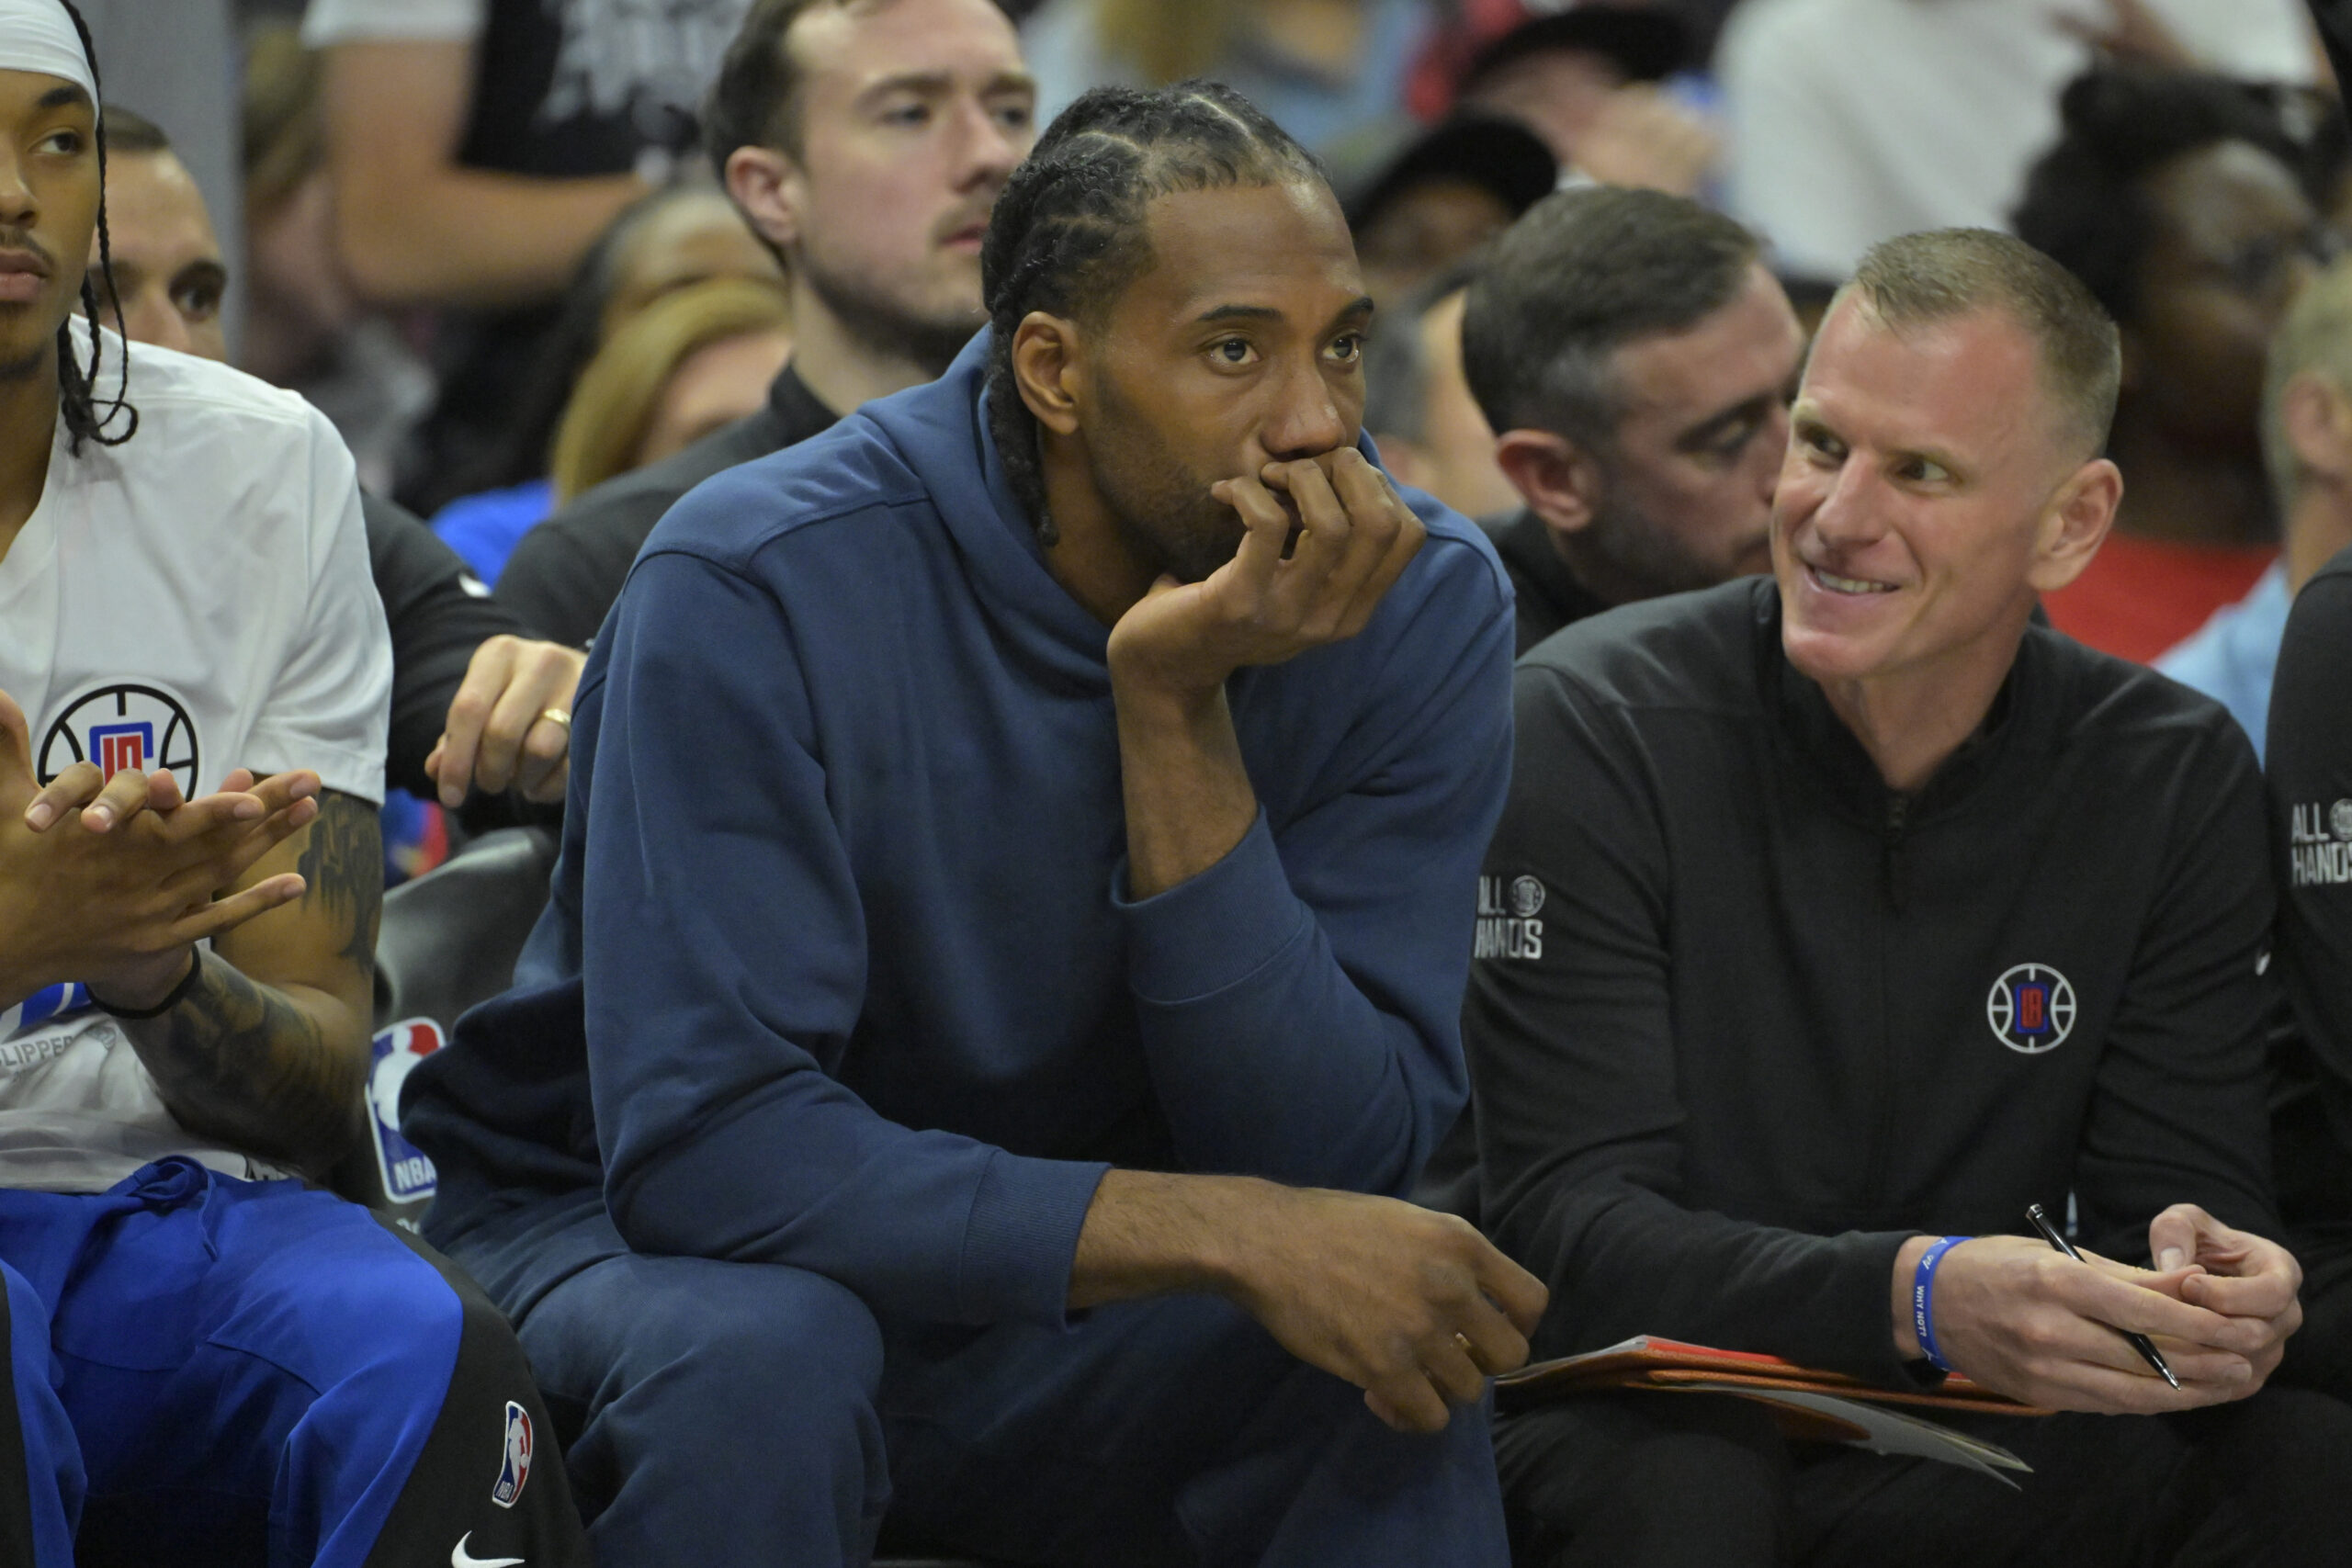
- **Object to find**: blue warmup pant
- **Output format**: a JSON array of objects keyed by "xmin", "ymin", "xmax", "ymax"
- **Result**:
[
  {"xmin": 443, "ymin": 1190, "xmax": 1513, "ymax": 1567},
  {"xmin": 0, "ymin": 1158, "xmax": 588, "ymax": 1568}
]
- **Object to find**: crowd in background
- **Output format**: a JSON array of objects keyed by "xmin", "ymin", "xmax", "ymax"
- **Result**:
[{"xmin": 95, "ymin": 0, "xmax": 2327, "ymax": 794}]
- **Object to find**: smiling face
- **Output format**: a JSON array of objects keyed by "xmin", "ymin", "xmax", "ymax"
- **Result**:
[
  {"xmin": 88, "ymin": 146, "xmax": 226, "ymax": 361},
  {"xmin": 1075, "ymin": 181, "xmax": 1372, "ymax": 583},
  {"xmin": 1773, "ymin": 294, "xmax": 2115, "ymax": 694},
  {"xmin": 0, "ymin": 68, "xmax": 96, "ymax": 377},
  {"xmin": 778, "ymin": 0, "xmax": 1034, "ymax": 364}
]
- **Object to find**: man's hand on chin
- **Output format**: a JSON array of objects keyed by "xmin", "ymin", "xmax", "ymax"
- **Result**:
[{"xmin": 1105, "ymin": 447, "xmax": 1425, "ymax": 701}]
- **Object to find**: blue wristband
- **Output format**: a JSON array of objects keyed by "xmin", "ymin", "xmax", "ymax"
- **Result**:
[{"xmin": 1911, "ymin": 1235, "xmax": 1969, "ymax": 1374}]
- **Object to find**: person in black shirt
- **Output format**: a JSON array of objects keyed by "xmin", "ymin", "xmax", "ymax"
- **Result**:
[
  {"xmin": 2267, "ymin": 541, "xmax": 2352, "ymax": 1402},
  {"xmin": 1467, "ymin": 228, "xmax": 2352, "ymax": 1566},
  {"xmin": 1460, "ymin": 184, "xmax": 1805, "ymax": 656},
  {"xmin": 495, "ymin": 0, "xmax": 1037, "ymax": 650}
]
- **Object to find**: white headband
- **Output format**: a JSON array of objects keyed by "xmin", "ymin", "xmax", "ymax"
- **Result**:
[{"xmin": 0, "ymin": 1, "xmax": 93, "ymax": 110}]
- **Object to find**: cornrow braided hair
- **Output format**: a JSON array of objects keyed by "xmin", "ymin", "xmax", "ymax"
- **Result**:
[
  {"xmin": 55, "ymin": 0, "xmax": 135, "ymax": 452},
  {"xmin": 978, "ymin": 80, "xmax": 1321, "ymax": 543}
]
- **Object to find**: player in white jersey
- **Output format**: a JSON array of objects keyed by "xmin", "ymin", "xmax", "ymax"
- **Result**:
[{"xmin": 0, "ymin": 3, "xmax": 586, "ymax": 1561}]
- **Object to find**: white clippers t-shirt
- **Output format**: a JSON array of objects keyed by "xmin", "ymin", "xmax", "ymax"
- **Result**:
[{"xmin": 0, "ymin": 335, "xmax": 390, "ymax": 1192}]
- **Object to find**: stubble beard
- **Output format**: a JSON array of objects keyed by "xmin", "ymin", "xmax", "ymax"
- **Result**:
[
  {"xmin": 1577, "ymin": 468, "xmax": 1753, "ymax": 604},
  {"xmin": 798, "ymin": 245, "xmax": 985, "ymax": 378},
  {"xmin": 1087, "ymin": 370, "xmax": 1244, "ymax": 585}
]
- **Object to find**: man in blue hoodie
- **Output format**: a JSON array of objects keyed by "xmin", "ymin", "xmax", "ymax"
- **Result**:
[{"xmin": 402, "ymin": 78, "xmax": 1542, "ymax": 1566}]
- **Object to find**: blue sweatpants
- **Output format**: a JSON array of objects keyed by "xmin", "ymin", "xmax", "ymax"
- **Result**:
[
  {"xmin": 443, "ymin": 1190, "xmax": 1513, "ymax": 1567},
  {"xmin": 0, "ymin": 1158, "xmax": 588, "ymax": 1567}
]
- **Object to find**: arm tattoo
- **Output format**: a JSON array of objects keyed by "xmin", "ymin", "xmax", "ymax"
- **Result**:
[
  {"xmin": 125, "ymin": 791, "xmax": 381, "ymax": 1169},
  {"xmin": 130, "ymin": 947, "xmax": 356, "ymax": 1168},
  {"xmin": 297, "ymin": 790, "xmax": 384, "ymax": 971}
]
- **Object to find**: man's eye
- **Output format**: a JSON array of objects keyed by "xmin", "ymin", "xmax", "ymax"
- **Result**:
[
  {"xmin": 996, "ymin": 102, "xmax": 1034, "ymax": 131},
  {"xmin": 1709, "ymin": 418, "xmax": 1759, "ymax": 459},
  {"xmin": 882, "ymin": 103, "xmax": 931, "ymax": 128},
  {"xmin": 173, "ymin": 282, "xmax": 221, "ymax": 321},
  {"xmin": 36, "ymin": 129, "xmax": 80, "ymax": 155},
  {"xmin": 1212, "ymin": 338, "xmax": 1254, "ymax": 365},
  {"xmin": 1328, "ymin": 334, "xmax": 1362, "ymax": 363}
]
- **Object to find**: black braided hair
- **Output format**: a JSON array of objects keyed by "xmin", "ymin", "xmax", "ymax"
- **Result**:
[
  {"xmin": 978, "ymin": 80, "xmax": 1322, "ymax": 542},
  {"xmin": 53, "ymin": 0, "xmax": 134, "ymax": 452}
]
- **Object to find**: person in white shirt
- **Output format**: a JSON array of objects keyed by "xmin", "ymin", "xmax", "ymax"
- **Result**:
[
  {"xmin": 1718, "ymin": 0, "xmax": 2319, "ymax": 283},
  {"xmin": 0, "ymin": 4, "xmax": 587, "ymax": 1560}
]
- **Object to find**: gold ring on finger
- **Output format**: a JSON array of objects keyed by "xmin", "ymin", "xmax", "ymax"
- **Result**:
[{"xmin": 539, "ymin": 707, "xmax": 572, "ymax": 730}]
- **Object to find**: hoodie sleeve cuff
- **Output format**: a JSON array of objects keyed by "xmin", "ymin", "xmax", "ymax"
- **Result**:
[
  {"xmin": 1114, "ymin": 810, "xmax": 1311, "ymax": 1004},
  {"xmin": 958, "ymin": 1149, "xmax": 1111, "ymax": 1328}
]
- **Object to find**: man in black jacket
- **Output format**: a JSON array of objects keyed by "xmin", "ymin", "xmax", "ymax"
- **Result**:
[
  {"xmin": 1467, "ymin": 227, "xmax": 2352, "ymax": 1565},
  {"xmin": 494, "ymin": 0, "xmax": 1035, "ymax": 649}
]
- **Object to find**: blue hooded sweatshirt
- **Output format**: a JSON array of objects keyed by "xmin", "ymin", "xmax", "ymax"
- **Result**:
[{"xmin": 403, "ymin": 333, "xmax": 1515, "ymax": 1331}]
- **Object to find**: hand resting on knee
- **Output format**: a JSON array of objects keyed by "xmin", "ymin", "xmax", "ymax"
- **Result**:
[
  {"xmin": 1890, "ymin": 1206, "xmax": 2301, "ymax": 1415},
  {"xmin": 1069, "ymin": 1169, "xmax": 1548, "ymax": 1435}
]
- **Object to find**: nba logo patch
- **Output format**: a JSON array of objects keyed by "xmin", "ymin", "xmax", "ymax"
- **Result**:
[
  {"xmin": 492, "ymin": 1400, "xmax": 534, "ymax": 1508},
  {"xmin": 367, "ymin": 1020, "xmax": 444, "ymax": 1203}
]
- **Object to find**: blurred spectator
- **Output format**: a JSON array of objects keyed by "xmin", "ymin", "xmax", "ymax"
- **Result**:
[
  {"xmin": 85, "ymin": 109, "xmax": 227, "ymax": 361},
  {"xmin": 2016, "ymin": 64, "xmax": 2335, "ymax": 660},
  {"xmin": 1720, "ymin": 0, "xmax": 2321, "ymax": 285},
  {"xmin": 1023, "ymin": 0, "xmax": 1433, "ymax": 150},
  {"xmin": 549, "ymin": 277, "xmax": 794, "ymax": 504},
  {"xmin": 87, "ymin": 102, "xmax": 588, "ymax": 881},
  {"xmin": 2158, "ymin": 253, "xmax": 2352, "ymax": 754},
  {"xmin": 74, "ymin": 0, "xmax": 243, "ymax": 347},
  {"xmin": 303, "ymin": 0, "xmax": 755, "ymax": 512},
  {"xmin": 496, "ymin": 0, "xmax": 1035, "ymax": 651},
  {"xmin": 1460, "ymin": 185, "xmax": 1804, "ymax": 654},
  {"xmin": 241, "ymin": 21, "xmax": 432, "ymax": 496},
  {"xmin": 1332, "ymin": 114, "xmax": 1554, "ymax": 309},
  {"xmin": 426, "ymin": 183, "xmax": 786, "ymax": 585},
  {"xmin": 1363, "ymin": 263, "xmax": 1520, "ymax": 519},
  {"xmin": 1448, "ymin": 5, "xmax": 1716, "ymax": 197}
]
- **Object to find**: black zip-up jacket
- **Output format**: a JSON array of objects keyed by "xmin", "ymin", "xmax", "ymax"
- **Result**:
[{"xmin": 1467, "ymin": 578, "xmax": 2279, "ymax": 1388}]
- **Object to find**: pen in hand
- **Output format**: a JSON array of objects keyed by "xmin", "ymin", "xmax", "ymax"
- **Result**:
[{"xmin": 2025, "ymin": 1202, "xmax": 2181, "ymax": 1391}]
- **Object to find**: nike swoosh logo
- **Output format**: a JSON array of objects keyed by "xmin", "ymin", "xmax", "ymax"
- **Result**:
[{"xmin": 452, "ymin": 1534, "xmax": 525, "ymax": 1568}]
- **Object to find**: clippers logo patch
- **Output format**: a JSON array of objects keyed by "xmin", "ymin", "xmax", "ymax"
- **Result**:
[
  {"xmin": 492, "ymin": 1401, "xmax": 534, "ymax": 1509},
  {"xmin": 37, "ymin": 683, "xmax": 198, "ymax": 793},
  {"xmin": 368, "ymin": 1020, "xmax": 444, "ymax": 1204},
  {"xmin": 1987, "ymin": 964, "xmax": 2075, "ymax": 1055}
]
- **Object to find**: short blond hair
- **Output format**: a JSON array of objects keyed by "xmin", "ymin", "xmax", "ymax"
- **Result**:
[
  {"xmin": 1841, "ymin": 228, "xmax": 2121, "ymax": 464},
  {"xmin": 2262, "ymin": 254, "xmax": 2352, "ymax": 507},
  {"xmin": 549, "ymin": 277, "xmax": 792, "ymax": 502}
]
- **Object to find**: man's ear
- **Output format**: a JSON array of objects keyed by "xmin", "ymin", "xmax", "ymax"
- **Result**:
[
  {"xmin": 2027, "ymin": 456, "xmax": 2123, "ymax": 593},
  {"xmin": 1012, "ymin": 312, "xmax": 1084, "ymax": 436},
  {"xmin": 725, "ymin": 144, "xmax": 804, "ymax": 255},
  {"xmin": 1494, "ymin": 428, "xmax": 1605, "ymax": 536},
  {"xmin": 2280, "ymin": 370, "xmax": 2352, "ymax": 486}
]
